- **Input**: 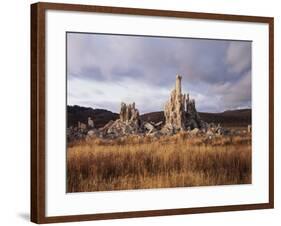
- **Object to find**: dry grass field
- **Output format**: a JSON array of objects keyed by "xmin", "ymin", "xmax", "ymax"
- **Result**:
[{"xmin": 67, "ymin": 131, "xmax": 251, "ymax": 192}]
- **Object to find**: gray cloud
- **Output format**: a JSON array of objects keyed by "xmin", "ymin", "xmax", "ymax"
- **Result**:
[
  {"xmin": 226, "ymin": 42, "xmax": 251, "ymax": 74},
  {"xmin": 68, "ymin": 65, "xmax": 104, "ymax": 81},
  {"xmin": 67, "ymin": 33, "xmax": 251, "ymax": 113}
]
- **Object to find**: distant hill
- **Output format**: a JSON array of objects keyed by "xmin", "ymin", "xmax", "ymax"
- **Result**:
[
  {"xmin": 67, "ymin": 105, "xmax": 118, "ymax": 128},
  {"xmin": 199, "ymin": 109, "xmax": 251, "ymax": 127},
  {"xmin": 67, "ymin": 105, "xmax": 251, "ymax": 128}
]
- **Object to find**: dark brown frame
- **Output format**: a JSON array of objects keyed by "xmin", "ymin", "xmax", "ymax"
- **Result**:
[{"xmin": 31, "ymin": 2, "xmax": 274, "ymax": 224}]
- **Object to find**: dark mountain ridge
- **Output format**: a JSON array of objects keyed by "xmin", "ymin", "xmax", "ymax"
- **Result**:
[
  {"xmin": 67, "ymin": 105, "xmax": 119, "ymax": 128},
  {"xmin": 67, "ymin": 105, "xmax": 251, "ymax": 128}
]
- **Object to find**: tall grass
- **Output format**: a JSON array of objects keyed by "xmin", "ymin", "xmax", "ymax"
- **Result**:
[{"xmin": 67, "ymin": 132, "xmax": 251, "ymax": 192}]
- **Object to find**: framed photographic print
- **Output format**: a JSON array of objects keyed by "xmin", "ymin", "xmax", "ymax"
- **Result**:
[{"xmin": 31, "ymin": 2, "xmax": 274, "ymax": 224}]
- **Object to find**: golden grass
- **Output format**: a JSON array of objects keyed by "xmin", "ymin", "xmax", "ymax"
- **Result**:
[{"xmin": 67, "ymin": 132, "xmax": 251, "ymax": 192}]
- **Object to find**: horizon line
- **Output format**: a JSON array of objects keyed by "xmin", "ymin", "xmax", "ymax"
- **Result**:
[{"xmin": 67, "ymin": 104, "xmax": 252, "ymax": 115}]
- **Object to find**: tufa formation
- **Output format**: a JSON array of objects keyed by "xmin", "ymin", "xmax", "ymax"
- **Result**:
[
  {"xmin": 67, "ymin": 74, "xmax": 236, "ymax": 141},
  {"xmin": 163, "ymin": 75, "xmax": 205, "ymax": 133},
  {"xmin": 98, "ymin": 102, "xmax": 141, "ymax": 138}
]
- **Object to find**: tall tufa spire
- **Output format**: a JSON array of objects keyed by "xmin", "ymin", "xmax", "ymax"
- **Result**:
[
  {"xmin": 163, "ymin": 74, "xmax": 205, "ymax": 132},
  {"xmin": 175, "ymin": 74, "xmax": 182, "ymax": 95}
]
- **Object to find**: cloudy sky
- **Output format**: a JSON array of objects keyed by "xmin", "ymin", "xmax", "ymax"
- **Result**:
[{"xmin": 67, "ymin": 32, "xmax": 251, "ymax": 114}]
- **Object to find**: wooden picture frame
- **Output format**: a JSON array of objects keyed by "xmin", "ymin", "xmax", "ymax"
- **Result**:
[{"xmin": 31, "ymin": 2, "xmax": 274, "ymax": 224}]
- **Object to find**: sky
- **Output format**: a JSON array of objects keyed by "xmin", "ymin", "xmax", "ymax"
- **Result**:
[{"xmin": 67, "ymin": 32, "xmax": 252, "ymax": 114}]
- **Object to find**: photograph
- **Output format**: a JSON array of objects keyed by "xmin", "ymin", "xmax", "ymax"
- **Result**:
[{"xmin": 66, "ymin": 32, "xmax": 252, "ymax": 193}]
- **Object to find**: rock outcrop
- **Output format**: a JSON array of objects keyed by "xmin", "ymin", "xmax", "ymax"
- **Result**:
[
  {"xmin": 185, "ymin": 95, "xmax": 205, "ymax": 130},
  {"xmin": 162, "ymin": 74, "xmax": 205, "ymax": 133},
  {"xmin": 99, "ymin": 102, "xmax": 141, "ymax": 138},
  {"xmin": 164, "ymin": 75, "xmax": 186, "ymax": 131},
  {"xmin": 119, "ymin": 102, "xmax": 140, "ymax": 125},
  {"xmin": 88, "ymin": 117, "xmax": 94, "ymax": 128}
]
